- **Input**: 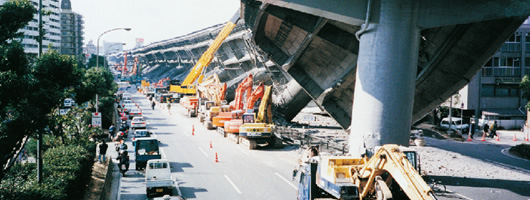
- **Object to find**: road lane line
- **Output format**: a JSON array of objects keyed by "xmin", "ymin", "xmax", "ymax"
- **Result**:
[
  {"xmin": 160, "ymin": 147, "xmax": 167, "ymax": 159},
  {"xmin": 275, "ymin": 172, "xmax": 298, "ymax": 190},
  {"xmin": 236, "ymin": 146, "xmax": 250, "ymax": 156},
  {"xmin": 446, "ymin": 189, "xmax": 473, "ymax": 200},
  {"xmin": 224, "ymin": 175, "xmax": 242, "ymax": 194},
  {"xmin": 151, "ymin": 132, "xmax": 166, "ymax": 158},
  {"xmin": 485, "ymin": 159, "xmax": 530, "ymax": 175},
  {"xmin": 198, "ymin": 147, "xmax": 209, "ymax": 157}
]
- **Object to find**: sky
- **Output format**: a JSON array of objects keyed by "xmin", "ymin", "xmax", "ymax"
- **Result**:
[{"xmin": 70, "ymin": 0, "xmax": 240, "ymax": 50}]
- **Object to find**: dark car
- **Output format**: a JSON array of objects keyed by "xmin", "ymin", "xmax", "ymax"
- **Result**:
[{"xmin": 133, "ymin": 129, "xmax": 151, "ymax": 146}]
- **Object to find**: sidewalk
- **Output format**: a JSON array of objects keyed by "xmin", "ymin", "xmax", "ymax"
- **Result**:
[{"xmin": 416, "ymin": 123, "xmax": 529, "ymax": 146}]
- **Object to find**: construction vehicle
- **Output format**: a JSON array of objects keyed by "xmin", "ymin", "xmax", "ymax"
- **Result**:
[
  {"xmin": 224, "ymin": 82, "xmax": 265, "ymax": 144},
  {"xmin": 196, "ymin": 74, "xmax": 227, "ymax": 128},
  {"xmin": 238, "ymin": 85, "xmax": 282, "ymax": 149},
  {"xmin": 213, "ymin": 73, "xmax": 253, "ymax": 137},
  {"xmin": 297, "ymin": 144, "xmax": 437, "ymax": 200},
  {"xmin": 169, "ymin": 11, "xmax": 240, "ymax": 97},
  {"xmin": 180, "ymin": 97, "xmax": 205, "ymax": 117}
]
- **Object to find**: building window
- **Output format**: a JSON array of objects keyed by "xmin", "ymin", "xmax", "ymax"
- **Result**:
[
  {"xmin": 481, "ymin": 84, "xmax": 520, "ymax": 97},
  {"xmin": 481, "ymin": 84, "xmax": 495, "ymax": 96},
  {"xmin": 482, "ymin": 56, "xmax": 521, "ymax": 77}
]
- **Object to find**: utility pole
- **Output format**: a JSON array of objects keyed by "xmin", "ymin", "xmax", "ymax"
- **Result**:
[{"xmin": 37, "ymin": 0, "xmax": 43, "ymax": 184}]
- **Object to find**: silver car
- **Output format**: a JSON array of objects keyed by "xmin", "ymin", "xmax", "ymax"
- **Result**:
[
  {"xmin": 131, "ymin": 116, "xmax": 147, "ymax": 129},
  {"xmin": 129, "ymin": 108, "xmax": 143, "ymax": 119}
]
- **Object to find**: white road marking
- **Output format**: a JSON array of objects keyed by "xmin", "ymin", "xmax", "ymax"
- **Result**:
[
  {"xmin": 117, "ymin": 170, "xmax": 123, "ymax": 200},
  {"xmin": 172, "ymin": 175, "xmax": 182, "ymax": 197},
  {"xmin": 198, "ymin": 147, "xmax": 209, "ymax": 157},
  {"xmin": 236, "ymin": 146, "xmax": 250, "ymax": 156},
  {"xmin": 446, "ymin": 189, "xmax": 473, "ymax": 200},
  {"xmin": 485, "ymin": 159, "xmax": 530, "ymax": 175},
  {"xmin": 275, "ymin": 172, "xmax": 298, "ymax": 190},
  {"xmin": 501, "ymin": 148, "xmax": 529, "ymax": 162},
  {"xmin": 150, "ymin": 133, "xmax": 166, "ymax": 158},
  {"xmin": 224, "ymin": 175, "xmax": 242, "ymax": 194}
]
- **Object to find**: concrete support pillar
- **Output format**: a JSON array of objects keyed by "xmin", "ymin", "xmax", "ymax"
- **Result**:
[{"xmin": 349, "ymin": 0, "xmax": 420, "ymax": 156}]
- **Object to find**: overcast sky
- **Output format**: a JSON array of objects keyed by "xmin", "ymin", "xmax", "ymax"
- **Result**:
[{"xmin": 70, "ymin": 0, "xmax": 240, "ymax": 50}]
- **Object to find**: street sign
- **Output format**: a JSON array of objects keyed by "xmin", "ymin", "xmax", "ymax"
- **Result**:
[
  {"xmin": 59, "ymin": 108, "xmax": 70, "ymax": 115},
  {"xmin": 92, "ymin": 112, "xmax": 102, "ymax": 128}
]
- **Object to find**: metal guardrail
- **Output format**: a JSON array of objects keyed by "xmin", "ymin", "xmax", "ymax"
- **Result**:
[{"xmin": 275, "ymin": 126, "xmax": 349, "ymax": 154}]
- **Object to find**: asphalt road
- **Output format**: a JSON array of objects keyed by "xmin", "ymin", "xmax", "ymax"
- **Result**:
[
  {"xmin": 420, "ymin": 136, "xmax": 530, "ymax": 200},
  {"xmin": 112, "ymin": 90, "xmax": 300, "ymax": 200}
]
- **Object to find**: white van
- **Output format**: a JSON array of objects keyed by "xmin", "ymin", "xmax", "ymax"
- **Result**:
[
  {"xmin": 145, "ymin": 159, "xmax": 173, "ymax": 197},
  {"xmin": 440, "ymin": 117, "xmax": 469, "ymax": 132}
]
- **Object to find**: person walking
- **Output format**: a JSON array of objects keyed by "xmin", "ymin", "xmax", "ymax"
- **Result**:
[
  {"xmin": 167, "ymin": 101, "xmax": 172, "ymax": 112},
  {"xmin": 98, "ymin": 140, "xmax": 108, "ymax": 163},
  {"xmin": 151, "ymin": 101, "xmax": 156, "ymax": 110},
  {"xmin": 491, "ymin": 121, "xmax": 498, "ymax": 138},
  {"xmin": 483, "ymin": 122, "xmax": 490, "ymax": 138}
]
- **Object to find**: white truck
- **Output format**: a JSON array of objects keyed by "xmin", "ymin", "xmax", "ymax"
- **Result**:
[{"xmin": 146, "ymin": 159, "xmax": 173, "ymax": 197}]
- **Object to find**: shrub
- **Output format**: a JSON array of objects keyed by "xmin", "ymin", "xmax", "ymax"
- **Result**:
[
  {"xmin": 509, "ymin": 144, "xmax": 530, "ymax": 160},
  {"xmin": 0, "ymin": 144, "xmax": 96, "ymax": 200}
]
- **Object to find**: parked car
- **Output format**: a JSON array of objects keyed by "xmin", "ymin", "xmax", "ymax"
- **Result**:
[
  {"xmin": 129, "ymin": 108, "xmax": 143, "ymax": 119},
  {"xmin": 133, "ymin": 128, "xmax": 151, "ymax": 146},
  {"xmin": 440, "ymin": 117, "xmax": 469, "ymax": 133},
  {"xmin": 123, "ymin": 103, "xmax": 137, "ymax": 114},
  {"xmin": 131, "ymin": 116, "xmax": 147, "ymax": 129},
  {"xmin": 122, "ymin": 100, "xmax": 133, "ymax": 107}
]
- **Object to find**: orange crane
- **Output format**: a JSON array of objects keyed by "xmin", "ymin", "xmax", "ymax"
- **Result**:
[
  {"xmin": 224, "ymin": 82, "xmax": 264, "ymax": 140},
  {"xmin": 212, "ymin": 73, "xmax": 253, "ymax": 136}
]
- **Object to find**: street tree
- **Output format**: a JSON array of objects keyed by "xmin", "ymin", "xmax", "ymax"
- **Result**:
[{"xmin": 0, "ymin": 0, "xmax": 37, "ymax": 180}]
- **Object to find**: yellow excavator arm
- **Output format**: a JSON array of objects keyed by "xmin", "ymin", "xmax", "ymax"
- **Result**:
[
  {"xmin": 173, "ymin": 10, "xmax": 240, "ymax": 96},
  {"xmin": 352, "ymin": 144, "xmax": 436, "ymax": 200},
  {"xmin": 256, "ymin": 85, "xmax": 273, "ymax": 123}
]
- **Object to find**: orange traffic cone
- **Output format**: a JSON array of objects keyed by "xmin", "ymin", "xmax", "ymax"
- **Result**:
[
  {"xmin": 467, "ymin": 133, "xmax": 472, "ymax": 141},
  {"xmin": 215, "ymin": 152, "xmax": 219, "ymax": 163},
  {"xmin": 513, "ymin": 132, "xmax": 517, "ymax": 141},
  {"xmin": 192, "ymin": 125, "xmax": 195, "ymax": 136},
  {"xmin": 210, "ymin": 140, "xmax": 213, "ymax": 148},
  {"xmin": 481, "ymin": 132, "xmax": 486, "ymax": 141},
  {"xmin": 525, "ymin": 133, "xmax": 529, "ymax": 142}
]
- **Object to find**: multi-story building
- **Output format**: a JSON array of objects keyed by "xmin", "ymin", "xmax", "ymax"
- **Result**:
[
  {"xmin": 60, "ymin": 0, "xmax": 84, "ymax": 57},
  {"xmin": 456, "ymin": 17, "xmax": 530, "ymax": 129},
  {"xmin": 84, "ymin": 40, "xmax": 96, "ymax": 56},
  {"xmin": 0, "ymin": 0, "xmax": 62, "ymax": 56}
]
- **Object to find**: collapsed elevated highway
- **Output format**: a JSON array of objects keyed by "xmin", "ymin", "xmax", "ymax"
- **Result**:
[
  {"xmin": 109, "ymin": 21, "xmax": 312, "ymax": 121},
  {"xmin": 240, "ymin": 0, "xmax": 530, "ymax": 154}
]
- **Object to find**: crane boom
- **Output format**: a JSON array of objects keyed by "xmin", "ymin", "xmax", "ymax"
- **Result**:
[{"xmin": 170, "ymin": 10, "xmax": 240, "ymax": 95}]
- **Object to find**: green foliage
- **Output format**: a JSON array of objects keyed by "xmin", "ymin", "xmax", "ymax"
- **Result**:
[
  {"xmin": 0, "ymin": 144, "xmax": 95, "ymax": 200},
  {"xmin": 86, "ymin": 54, "xmax": 106, "ymax": 69},
  {"xmin": 0, "ymin": 0, "xmax": 36, "ymax": 43},
  {"xmin": 520, "ymin": 75, "xmax": 530, "ymax": 110},
  {"xmin": 509, "ymin": 144, "xmax": 530, "ymax": 160}
]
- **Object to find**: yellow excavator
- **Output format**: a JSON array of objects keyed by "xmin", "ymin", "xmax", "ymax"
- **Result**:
[
  {"xmin": 238, "ymin": 85, "xmax": 282, "ymax": 149},
  {"xmin": 169, "ymin": 10, "xmax": 240, "ymax": 96},
  {"xmin": 297, "ymin": 144, "xmax": 437, "ymax": 200}
]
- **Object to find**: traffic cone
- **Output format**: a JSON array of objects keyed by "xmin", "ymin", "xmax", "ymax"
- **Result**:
[
  {"xmin": 210, "ymin": 140, "xmax": 213, "ymax": 148},
  {"xmin": 215, "ymin": 152, "xmax": 219, "ymax": 163},
  {"xmin": 481, "ymin": 132, "xmax": 486, "ymax": 141},
  {"xmin": 467, "ymin": 133, "xmax": 472, "ymax": 141},
  {"xmin": 513, "ymin": 132, "xmax": 517, "ymax": 141},
  {"xmin": 525, "ymin": 133, "xmax": 529, "ymax": 142},
  {"xmin": 496, "ymin": 132, "xmax": 500, "ymax": 141},
  {"xmin": 192, "ymin": 125, "xmax": 195, "ymax": 136}
]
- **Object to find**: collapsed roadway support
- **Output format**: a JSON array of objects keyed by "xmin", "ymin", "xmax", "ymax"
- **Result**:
[{"xmin": 349, "ymin": 0, "xmax": 419, "ymax": 156}]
